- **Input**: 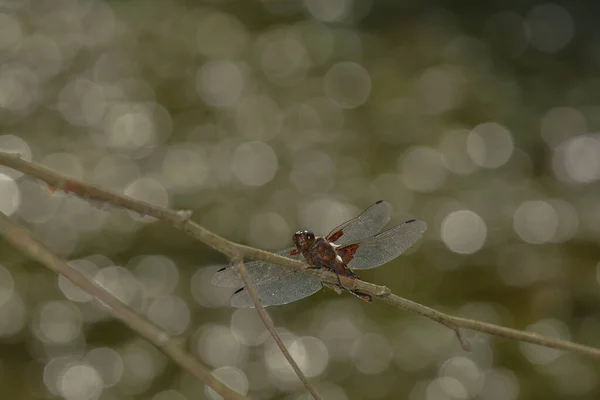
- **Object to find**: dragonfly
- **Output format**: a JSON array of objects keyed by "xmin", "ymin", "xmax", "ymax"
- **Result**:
[{"xmin": 211, "ymin": 200, "xmax": 427, "ymax": 307}]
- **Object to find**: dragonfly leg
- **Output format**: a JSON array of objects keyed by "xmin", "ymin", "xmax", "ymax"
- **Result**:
[
  {"xmin": 307, "ymin": 265, "xmax": 344, "ymax": 287},
  {"xmin": 308, "ymin": 266, "xmax": 371, "ymax": 302},
  {"xmin": 333, "ymin": 270, "xmax": 343, "ymax": 288},
  {"xmin": 322, "ymin": 281, "xmax": 343, "ymax": 294},
  {"xmin": 349, "ymin": 290, "xmax": 372, "ymax": 302},
  {"xmin": 338, "ymin": 270, "xmax": 372, "ymax": 303}
]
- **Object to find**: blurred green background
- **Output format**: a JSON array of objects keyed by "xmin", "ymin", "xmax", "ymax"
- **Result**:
[{"xmin": 1, "ymin": 0, "xmax": 600, "ymax": 399}]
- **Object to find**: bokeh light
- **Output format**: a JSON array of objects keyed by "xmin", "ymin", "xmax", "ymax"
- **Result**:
[
  {"xmin": 0, "ymin": 1, "xmax": 599, "ymax": 399},
  {"xmin": 441, "ymin": 210, "xmax": 487, "ymax": 254},
  {"xmin": 206, "ymin": 366, "xmax": 249, "ymax": 400}
]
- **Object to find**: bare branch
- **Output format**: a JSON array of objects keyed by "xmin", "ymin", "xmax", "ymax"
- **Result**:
[
  {"xmin": 2, "ymin": 151, "xmax": 600, "ymax": 362},
  {"xmin": 0, "ymin": 211, "xmax": 247, "ymax": 400},
  {"xmin": 233, "ymin": 257, "xmax": 322, "ymax": 400}
]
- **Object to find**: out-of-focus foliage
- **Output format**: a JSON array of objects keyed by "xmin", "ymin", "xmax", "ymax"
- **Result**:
[{"xmin": 0, "ymin": 0, "xmax": 599, "ymax": 399}]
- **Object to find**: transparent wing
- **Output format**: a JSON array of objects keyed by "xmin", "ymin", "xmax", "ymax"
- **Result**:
[
  {"xmin": 229, "ymin": 271, "xmax": 322, "ymax": 308},
  {"xmin": 326, "ymin": 200, "xmax": 393, "ymax": 247},
  {"xmin": 211, "ymin": 247, "xmax": 298, "ymax": 288},
  {"xmin": 345, "ymin": 219, "xmax": 427, "ymax": 270},
  {"xmin": 211, "ymin": 248, "xmax": 322, "ymax": 307}
]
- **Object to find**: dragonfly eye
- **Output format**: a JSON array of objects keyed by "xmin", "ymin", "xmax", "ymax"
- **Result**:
[{"xmin": 293, "ymin": 230, "xmax": 314, "ymax": 249}]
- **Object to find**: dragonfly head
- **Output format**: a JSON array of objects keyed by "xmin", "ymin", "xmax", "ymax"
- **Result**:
[{"xmin": 293, "ymin": 230, "xmax": 315, "ymax": 251}]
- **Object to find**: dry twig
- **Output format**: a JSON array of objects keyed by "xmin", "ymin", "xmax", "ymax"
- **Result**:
[
  {"xmin": 233, "ymin": 257, "xmax": 322, "ymax": 400},
  {"xmin": 1, "ymin": 152, "xmax": 600, "ymax": 377},
  {"xmin": 0, "ymin": 210, "xmax": 247, "ymax": 400}
]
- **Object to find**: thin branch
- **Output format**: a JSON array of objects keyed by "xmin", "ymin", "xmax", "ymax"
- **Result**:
[
  {"xmin": 0, "ymin": 152, "xmax": 324, "ymax": 394},
  {"xmin": 0, "ymin": 211, "xmax": 247, "ymax": 400},
  {"xmin": 233, "ymin": 257, "xmax": 322, "ymax": 400},
  {"xmin": 376, "ymin": 294, "xmax": 600, "ymax": 359},
  {"xmin": 2, "ymin": 152, "xmax": 600, "ymax": 362}
]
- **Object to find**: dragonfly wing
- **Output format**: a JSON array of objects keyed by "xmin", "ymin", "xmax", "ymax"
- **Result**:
[
  {"xmin": 345, "ymin": 219, "xmax": 427, "ymax": 270},
  {"xmin": 211, "ymin": 247, "xmax": 298, "ymax": 288},
  {"xmin": 326, "ymin": 200, "xmax": 393, "ymax": 246},
  {"xmin": 229, "ymin": 271, "xmax": 322, "ymax": 308},
  {"xmin": 210, "ymin": 247, "xmax": 321, "ymax": 307}
]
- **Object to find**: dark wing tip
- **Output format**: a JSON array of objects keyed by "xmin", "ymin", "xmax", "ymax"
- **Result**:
[
  {"xmin": 405, "ymin": 219, "xmax": 428, "ymax": 234},
  {"xmin": 375, "ymin": 200, "xmax": 384, "ymax": 204},
  {"xmin": 234, "ymin": 287, "xmax": 245, "ymax": 294},
  {"xmin": 216, "ymin": 267, "xmax": 227, "ymax": 272}
]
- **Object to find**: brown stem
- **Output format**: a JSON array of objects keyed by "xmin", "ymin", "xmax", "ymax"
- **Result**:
[
  {"xmin": 2, "ymin": 151, "xmax": 600, "ymax": 362},
  {"xmin": 233, "ymin": 258, "xmax": 322, "ymax": 400},
  {"xmin": 0, "ymin": 211, "xmax": 247, "ymax": 400}
]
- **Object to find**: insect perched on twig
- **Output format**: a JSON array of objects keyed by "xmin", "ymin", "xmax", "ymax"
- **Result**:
[{"xmin": 212, "ymin": 200, "xmax": 427, "ymax": 307}]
